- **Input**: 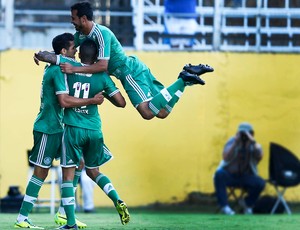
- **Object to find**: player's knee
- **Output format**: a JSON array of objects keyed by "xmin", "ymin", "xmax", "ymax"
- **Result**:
[
  {"xmin": 141, "ymin": 113, "xmax": 154, "ymax": 120},
  {"xmin": 156, "ymin": 110, "xmax": 169, "ymax": 119},
  {"xmin": 138, "ymin": 109, "xmax": 155, "ymax": 120},
  {"xmin": 137, "ymin": 102, "xmax": 155, "ymax": 120},
  {"xmin": 86, "ymin": 168, "xmax": 99, "ymax": 180}
]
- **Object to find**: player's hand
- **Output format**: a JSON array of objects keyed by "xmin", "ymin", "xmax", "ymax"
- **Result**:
[
  {"xmin": 60, "ymin": 63, "xmax": 74, "ymax": 74},
  {"xmin": 34, "ymin": 51, "xmax": 50, "ymax": 63},
  {"xmin": 33, "ymin": 53, "xmax": 40, "ymax": 65},
  {"xmin": 93, "ymin": 92, "xmax": 105, "ymax": 105}
]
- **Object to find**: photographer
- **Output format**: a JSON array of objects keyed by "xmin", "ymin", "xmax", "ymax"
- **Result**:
[{"xmin": 214, "ymin": 122, "xmax": 265, "ymax": 215}]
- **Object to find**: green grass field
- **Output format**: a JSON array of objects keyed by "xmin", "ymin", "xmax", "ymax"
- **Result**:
[{"xmin": 1, "ymin": 209, "xmax": 299, "ymax": 230}]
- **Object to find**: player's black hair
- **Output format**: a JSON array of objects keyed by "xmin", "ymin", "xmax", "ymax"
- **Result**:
[
  {"xmin": 71, "ymin": 1, "xmax": 93, "ymax": 21},
  {"xmin": 79, "ymin": 39, "xmax": 98, "ymax": 64},
  {"xmin": 52, "ymin": 33, "xmax": 74, "ymax": 55}
]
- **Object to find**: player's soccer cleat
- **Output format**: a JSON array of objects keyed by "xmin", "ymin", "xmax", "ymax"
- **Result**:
[
  {"xmin": 14, "ymin": 219, "xmax": 44, "ymax": 229},
  {"xmin": 178, "ymin": 70, "xmax": 205, "ymax": 86},
  {"xmin": 183, "ymin": 63, "xmax": 214, "ymax": 76},
  {"xmin": 57, "ymin": 224, "xmax": 78, "ymax": 229},
  {"xmin": 115, "ymin": 200, "xmax": 130, "ymax": 225},
  {"xmin": 54, "ymin": 212, "xmax": 87, "ymax": 229}
]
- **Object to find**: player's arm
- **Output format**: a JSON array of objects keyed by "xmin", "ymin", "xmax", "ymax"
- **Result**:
[
  {"xmin": 102, "ymin": 73, "xmax": 126, "ymax": 108},
  {"xmin": 34, "ymin": 51, "xmax": 57, "ymax": 65},
  {"xmin": 35, "ymin": 51, "xmax": 108, "ymax": 74},
  {"xmin": 54, "ymin": 64, "xmax": 105, "ymax": 108},
  {"xmin": 57, "ymin": 92, "xmax": 104, "ymax": 108},
  {"xmin": 60, "ymin": 59, "xmax": 108, "ymax": 74},
  {"xmin": 103, "ymin": 91, "xmax": 126, "ymax": 108}
]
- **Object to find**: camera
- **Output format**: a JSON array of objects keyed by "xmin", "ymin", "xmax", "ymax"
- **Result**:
[{"xmin": 240, "ymin": 131, "xmax": 249, "ymax": 142}]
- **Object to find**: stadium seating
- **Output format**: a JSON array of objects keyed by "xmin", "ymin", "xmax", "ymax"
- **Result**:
[{"xmin": 0, "ymin": 0, "xmax": 300, "ymax": 52}]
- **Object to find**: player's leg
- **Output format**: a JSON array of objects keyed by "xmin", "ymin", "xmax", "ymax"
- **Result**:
[
  {"xmin": 148, "ymin": 76, "xmax": 186, "ymax": 118},
  {"xmin": 148, "ymin": 69, "xmax": 209, "ymax": 118},
  {"xmin": 60, "ymin": 167, "xmax": 76, "ymax": 228},
  {"xmin": 80, "ymin": 168, "xmax": 95, "ymax": 213},
  {"xmin": 121, "ymin": 70, "xmax": 183, "ymax": 120},
  {"xmin": 120, "ymin": 72, "xmax": 155, "ymax": 119},
  {"xmin": 15, "ymin": 131, "xmax": 62, "ymax": 229},
  {"xmin": 55, "ymin": 158, "xmax": 87, "ymax": 228},
  {"xmin": 57, "ymin": 158, "xmax": 83, "ymax": 213},
  {"xmin": 15, "ymin": 166, "xmax": 47, "ymax": 229},
  {"xmin": 86, "ymin": 168, "xmax": 130, "ymax": 225},
  {"xmin": 59, "ymin": 126, "xmax": 84, "ymax": 229},
  {"xmin": 84, "ymin": 136, "xmax": 130, "ymax": 225},
  {"xmin": 84, "ymin": 137, "xmax": 118, "ymax": 204}
]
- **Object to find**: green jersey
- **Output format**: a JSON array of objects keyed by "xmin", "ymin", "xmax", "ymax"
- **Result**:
[
  {"xmin": 74, "ymin": 22, "xmax": 128, "ymax": 76},
  {"xmin": 60, "ymin": 22, "xmax": 162, "ymax": 108},
  {"xmin": 33, "ymin": 64, "xmax": 68, "ymax": 134},
  {"xmin": 58, "ymin": 57, "xmax": 119, "ymax": 131}
]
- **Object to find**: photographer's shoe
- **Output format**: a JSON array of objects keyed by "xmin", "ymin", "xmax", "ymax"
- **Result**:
[
  {"xmin": 178, "ymin": 71, "xmax": 205, "ymax": 86},
  {"xmin": 238, "ymin": 199, "xmax": 253, "ymax": 215},
  {"xmin": 221, "ymin": 205, "xmax": 235, "ymax": 215},
  {"xmin": 183, "ymin": 64, "xmax": 214, "ymax": 76}
]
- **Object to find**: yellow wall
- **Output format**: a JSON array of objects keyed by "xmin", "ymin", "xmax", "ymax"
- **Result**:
[{"xmin": 1, "ymin": 50, "xmax": 300, "ymax": 207}]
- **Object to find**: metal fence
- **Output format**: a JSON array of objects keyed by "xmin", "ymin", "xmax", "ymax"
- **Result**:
[{"xmin": 1, "ymin": 0, "xmax": 300, "ymax": 52}]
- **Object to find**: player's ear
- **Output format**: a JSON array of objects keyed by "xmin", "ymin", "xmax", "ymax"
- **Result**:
[
  {"xmin": 61, "ymin": 48, "xmax": 67, "ymax": 55},
  {"xmin": 81, "ymin": 15, "xmax": 88, "ymax": 23}
]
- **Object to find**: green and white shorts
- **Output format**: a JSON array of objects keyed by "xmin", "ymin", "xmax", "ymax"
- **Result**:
[
  {"xmin": 112, "ymin": 55, "xmax": 165, "ymax": 107},
  {"xmin": 61, "ymin": 125, "xmax": 113, "ymax": 168},
  {"xmin": 29, "ymin": 131, "xmax": 62, "ymax": 168}
]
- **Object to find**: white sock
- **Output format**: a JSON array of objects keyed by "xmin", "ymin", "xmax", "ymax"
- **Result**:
[
  {"xmin": 58, "ymin": 206, "xmax": 65, "ymax": 215},
  {"xmin": 17, "ymin": 214, "xmax": 27, "ymax": 223}
]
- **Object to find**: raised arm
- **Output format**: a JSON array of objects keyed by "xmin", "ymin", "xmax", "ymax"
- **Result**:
[
  {"xmin": 34, "ymin": 51, "xmax": 57, "ymax": 65},
  {"xmin": 57, "ymin": 92, "xmax": 104, "ymax": 108}
]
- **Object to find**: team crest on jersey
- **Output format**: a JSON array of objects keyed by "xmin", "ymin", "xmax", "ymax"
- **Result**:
[
  {"xmin": 79, "ymin": 34, "xmax": 86, "ymax": 39},
  {"xmin": 43, "ymin": 157, "xmax": 52, "ymax": 165}
]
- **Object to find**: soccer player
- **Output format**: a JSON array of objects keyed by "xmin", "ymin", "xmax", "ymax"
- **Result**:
[
  {"xmin": 57, "ymin": 37, "xmax": 129, "ymax": 229},
  {"xmin": 35, "ymin": 1, "xmax": 214, "ymax": 120},
  {"xmin": 14, "ymin": 34, "xmax": 104, "ymax": 229}
]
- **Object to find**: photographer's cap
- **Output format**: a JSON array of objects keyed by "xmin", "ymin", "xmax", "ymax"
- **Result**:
[{"xmin": 238, "ymin": 122, "xmax": 253, "ymax": 132}]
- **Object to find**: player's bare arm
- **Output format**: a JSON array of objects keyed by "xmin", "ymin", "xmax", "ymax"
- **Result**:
[
  {"xmin": 60, "ymin": 59, "xmax": 108, "ymax": 74},
  {"xmin": 34, "ymin": 51, "xmax": 57, "ymax": 65},
  {"xmin": 104, "ymin": 91, "xmax": 126, "ymax": 108},
  {"xmin": 57, "ymin": 92, "xmax": 104, "ymax": 108}
]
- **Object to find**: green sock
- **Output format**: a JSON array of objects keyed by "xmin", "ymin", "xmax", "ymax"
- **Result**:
[
  {"xmin": 164, "ymin": 85, "xmax": 185, "ymax": 113},
  {"xmin": 73, "ymin": 169, "xmax": 82, "ymax": 188},
  {"xmin": 61, "ymin": 181, "xmax": 76, "ymax": 226},
  {"xmin": 58, "ymin": 169, "xmax": 81, "ymax": 214},
  {"xmin": 149, "ymin": 79, "xmax": 185, "ymax": 115},
  {"xmin": 19, "ymin": 175, "xmax": 44, "ymax": 218},
  {"xmin": 95, "ymin": 174, "xmax": 120, "ymax": 206}
]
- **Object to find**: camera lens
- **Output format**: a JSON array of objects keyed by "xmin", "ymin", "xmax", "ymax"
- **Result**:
[{"xmin": 241, "ymin": 132, "xmax": 248, "ymax": 142}]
